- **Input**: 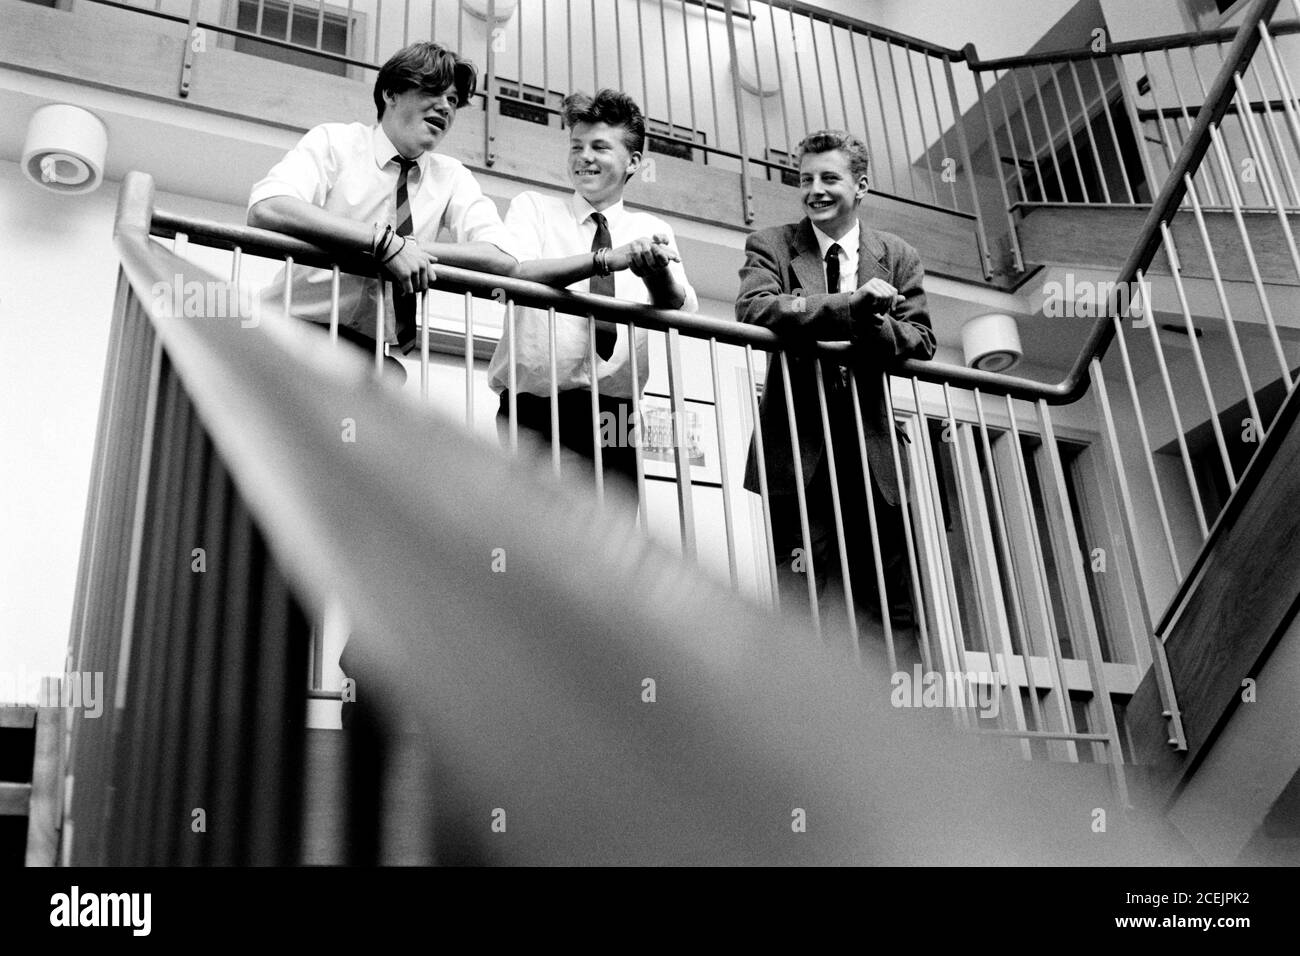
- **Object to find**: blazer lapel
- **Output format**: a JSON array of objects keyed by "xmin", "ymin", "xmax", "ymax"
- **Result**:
[
  {"xmin": 858, "ymin": 222, "xmax": 890, "ymax": 283},
  {"xmin": 791, "ymin": 219, "xmax": 829, "ymax": 294}
]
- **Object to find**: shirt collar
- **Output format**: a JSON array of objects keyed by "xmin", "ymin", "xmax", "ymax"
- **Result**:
[
  {"xmin": 811, "ymin": 220, "xmax": 859, "ymax": 260},
  {"xmin": 371, "ymin": 124, "xmax": 425, "ymax": 173},
  {"xmin": 572, "ymin": 192, "xmax": 625, "ymax": 226}
]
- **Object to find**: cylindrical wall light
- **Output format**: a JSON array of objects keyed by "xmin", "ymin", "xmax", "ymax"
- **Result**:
[
  {"xmin": 961, "ymin": 313, "xmax": 1023, "ymax": 373},
  {"xmin": 22, "ymin": 104, "xmax": 108, "ymax": 195}
]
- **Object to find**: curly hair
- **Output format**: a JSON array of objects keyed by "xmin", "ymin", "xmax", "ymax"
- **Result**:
[
  {"xmin": 796, "ymin": 129, "xmax": 870, "ymax": 181},
  {"xmin": 561, "ymin": 89, "xmax": 647, "ymax": 159}
]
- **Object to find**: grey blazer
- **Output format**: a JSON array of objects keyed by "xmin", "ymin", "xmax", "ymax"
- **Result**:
[{"xmin": 738, "ymin": 218, "xmax": 936, "ymax": 507}]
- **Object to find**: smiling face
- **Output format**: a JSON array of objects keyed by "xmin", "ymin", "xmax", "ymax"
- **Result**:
[
  {"xmin": 799, "ymin": 148, "xmax": 868, "ymax": 239},
  {"xmin": 381, "ymin": 85, "xmax": 459, "ymax": 159},
  {"xmin": 568, "ymin": 121, "xmax": 640, "ymax": 210}
]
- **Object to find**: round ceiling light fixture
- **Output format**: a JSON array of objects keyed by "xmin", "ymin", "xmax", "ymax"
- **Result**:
[
  {"xmin": 22, "ymin": 104, "xmax": 108, "ymax": 195},
  {"xmin": 961, "ymin": 312, "xmax": 1023, "ymax": 373}
]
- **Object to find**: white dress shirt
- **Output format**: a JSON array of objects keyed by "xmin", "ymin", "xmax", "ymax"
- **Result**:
[
  {"xmin": 811, "ymin": 220, "xmax": 860, "ymax": 293},
  {"xmin": 487, "ymin": 191, "xmax": 698, "ymax": 398},
  {"xmin": 249, "ymin": 122, "xmax": 523, "ymax": 343}
]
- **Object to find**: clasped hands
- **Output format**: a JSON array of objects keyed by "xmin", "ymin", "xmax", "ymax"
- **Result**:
[
  {"xmin": 850, "ymin": 276, "xmax": 904, "ymax": 318},
  {"xmin": 607, "ymin": 234, "xmax": 680, "ymax": 277}
]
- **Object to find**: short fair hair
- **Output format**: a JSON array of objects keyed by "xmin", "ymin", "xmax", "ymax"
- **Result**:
[
  {"xmin": 796, "ymin": 129, "xmax": 870, "ymax": 181},
  {"xmin": 374, "ymin": 42, "xmax": 477, "ymax": 119}
]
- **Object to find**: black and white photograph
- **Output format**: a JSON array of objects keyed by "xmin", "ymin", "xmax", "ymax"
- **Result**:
[{"xmin": 0, "ymin": 0, "xmax": 1297, "ymax": 928}]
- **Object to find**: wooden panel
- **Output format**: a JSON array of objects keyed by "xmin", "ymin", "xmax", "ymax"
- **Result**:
[
  {"xmin": 1016, "ymin": 203, "xmax": 1300, "ymax": 286},
  {"xmin": 1128, "ymin": 381, "xmax": 1300, "ymax": 807}
]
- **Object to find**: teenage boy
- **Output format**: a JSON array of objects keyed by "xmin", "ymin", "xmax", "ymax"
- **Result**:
[
  {"xmin": 737, "ymin": 129, "xmax": 936, "ymax": 636},
  {"xmin": 487, "ymin": 89, "xmax": 698, "ymax": 495},
  {"xmin": 249, "ymin": 41, "xmax": 522, "ymax": 380}
]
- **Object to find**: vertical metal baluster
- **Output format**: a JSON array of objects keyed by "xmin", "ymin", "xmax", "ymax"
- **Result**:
[
  {"xmin": 1089, "ymin": 358, "xmax": 1187, "ymax": 751},
  {"xmin": 746, "ymin": 346, "xmax": 780, "ymax": 609},
  {"xmin": 848, "ymin": 30, "xmax": 877, "ymax": 182},
  {"xmin": 457, "ymin": 0, "xmax": 464, "ymax": 59},
  {"xmin": 709, "ymin": 339, "xmax": 739, "ymax": 591},
  {"xmin": 543, "ymin": 1, "xmax": 551, "ymax": 112},
  {"xmin": 1144, "ymin": 248, "xmax": 1219, "ymax": 531},
  {"xmin": 518, "ymin": 0, "xmax": 524, "ymax": 99},
  {"xmin": 614, "ymin": 1, "xmax": 625, "ymax": 91},
  {"xmin": 807, "ymin": 14, "xmax": 830, "ymax": 129},
  {"xmin": 1184, "ymin": 171, "xmax": 1265, "ymax": 439},
  {"xmin": 1249, "ymin": 59, "xmax": 1300, "ymax": 206},
  {"xmin": 1048, "ymin": 62, "xmax": 1091, "ymax": 202},
  {"xmin": 829, "ymin": 18, "xmax": 849, "ymax": 129},
  {"xmin": 591, "ymin": 0, "xmax": 599, "ymax": 87},
  {"xmin": 285, "ymin": 0, "xmax": 296, "ymax": 42},
  {"xmin": 484, "ymin": 0, "xmax": 497, "ymax": 166},
  {"xmin": 373, "ymin": 269, "xmax": 383, "ymax": 375},
  {"xmin": 991, "ymin": 70, "xmax": 1028, "ymax": 203},
  {"xmin": 464, "ymin": 292, "xmax": 475, "ymax": 430},
  {"xmin": 172, "ymin": 231, "xmax": 188, "ymax": 257},
  {"xmin": 905, "ymin": 45, "xmax": 941, "ymax": 205},
  {"xmin": 666, "ymin": 330, "xmax": 696, "ymax": 557},
  {"xmin": 328, "ymin": 265, "xmax": 340, "ymax": 346},
  {"xmin": 910, "ymin": 376, "xmax": 974, "ymax": 716},
  {"xmin": 1190, "ymin": 45, "xmax": 1253, "ymax": 204},
  {"xmin": 847, "ymin": 370, "xmax": 897, "ymax": 673},
  {"xmin": 1036, "ymin": 400, "xmax": 1129, "ymax": 804},
  {"xmin": 927, "ymin": 54, "xmax": 958, "ymax": 209},
  {"xmin": 779, "ymin": 351, "xmax": 819, "ymax": 634},
  {"xmin": 945, "ymin": 56, "xmax": 994, "ymax": 276},
  {"xmin": 1089, "ymin": 57, "xmax": 1136, "ymax": 203},
  {"xmin": 587, "ymin": 316, "xmax": 604, "ymax": 506},
  {"xmin": 1140, "ymin": 51, "xmax": 1192, "ymax": 205},
  {"xmin": 506, "ymin": 300, "xmax": 518, "ymax": 453},
  {"xmin": 679, "ymin": 0, "xmax": 699, "ymax": 144},
  {"xmin": 972, "ymin": 389, "xmax": 1042, "ymax": 755},
  {"xmin": 659, "ymin": 0, "xmax": 673, "ymax": 133},
  {"xmin": 1011, "ymin": 68, "xmax": 1051, "ymax": 201},
  {"xmin": 886, "ymin": 39, "xmax": 920, "ymax": 200},
  {"xmin": 566, "ymin": 0, "xmax": 573, "ymax": 95},
  {"xmin": 256, "ymin": 0, "xmax": 265, "ymax": 37},
  {"xmin": 1069, "ymin": 60, "xmax": 1111, "ymax": 203},
  {"xmin": 768, "ymin": 0, "xmax": 793, "ymax": 168},
  {"xmin": 1163, "ymin": 47, "xmax": 1223, "ymax": 205},
  {"xmin": 703, "ymin": 0, "xmax": 724, "ymax": 160},
  {"xmin": 881, "ymin": 374, "xmax": 934, "ymax": 675},
  {"xmin": 943, "ymin": 382, "xmax": 1010, "ymax": 729},
  {"xmin": 637, "ymin": 0, "xmax": 650, "ymax": 124},
  {"xmin": 814, "ymin": 362, "xmax": 861, "ymax": 662},
  {"xmin": 419, "ymin": 291, "xmax": 430, "ymax": 402},
  {"xmin": 866, "ymin": 34, "xmax": 899, "ymax": 195},
  {"xmin": 627, "ymin": 321, "xmax": 647, "ymax": 524},
  {"xmin": 979, "ymin": 69, "xmax": 1027, "ymax": 272},
  {"xmin": 724, "ymin": 0, "xmax": 755, "ymax": 223},
  {"xmin": 788, "ymin": 2, "xmax": 810, "ymax": 142},
  {"xmin": 1236, "ymin": 70, "xmax": 1300, "ymax": 328},
  {"xmin": 402, "ymin": 0, "xmax": 410, "ymax": 47},
  {"xmin": 1108, "ymin": 309, "xmax": 1182, "ymax": 580},
  {"xmin": 373, "ymin": 0, "xmax": 381, "ymax": 62},
  {"xmin": 315, "ymin": 0, "xmax": 325, "ymax": 51},
  {"xmin": 1112, "ymin": 53, "xmax": 1160, "ymax": 201},
  {"xmin": 345, "ymin": 0, "xmax": 355, "ymax": 58},
  {"xmin": 549, "ymin": 308, "xmax": 561, "ymax": 478},
  {"xmin": 1257, "ymin": 26, "xmax": 1300, "ymax": 186},
  {"xmin": 230, "ymin": 245, "xmax": 242, "ymax": 287},
  {"xmin": 429, "ymin": 0, "xmax": 435, "ymax": 44},
  {"xmin": 1028, "ymin": 65, "xmax": 1069, "ymax": 200},
  {"xmin": 1209, "ymin": 123, "xmax": 1292, "ymax": 388},
  {"xmin": 1002, "ymin": 394, "xmax": 1079, "ymax": 762}
]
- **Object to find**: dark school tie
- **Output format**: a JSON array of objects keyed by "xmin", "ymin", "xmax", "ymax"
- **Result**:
[
  {"xmin": 392, "ymin": 155, "xmax": 419, "ymax": 353},
  {"xmin": 589, "ymin": 211, "xmax": 617, "ymax": 360},
  {"xmin": 825, "ymin": 242, "xmax": 842, "ymax": 294}
]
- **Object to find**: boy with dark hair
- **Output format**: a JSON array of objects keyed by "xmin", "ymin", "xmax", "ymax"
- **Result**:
[
  {"xmin": 738, "ymin": 128, "xmax": 936, "ymax": 642},
  {"xmin": 249, "ymin": 41, "xmax": 522, "ymax": 378},
  {"xmin": 487, "ymin": 89, "xmax": 697, "ymax": 496}
]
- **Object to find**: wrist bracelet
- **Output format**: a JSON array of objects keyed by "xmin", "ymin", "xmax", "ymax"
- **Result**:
[
  {"xmin": 380, "ymin": 234, "xmax": 408, "ymax": 266},
  {"xmin": 595, "ymin": 246, "xmax": 612, "ymax": 276},
  {"xmin": 373, "ymin": 224, "xmax": 394, "ymax": 262}
]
